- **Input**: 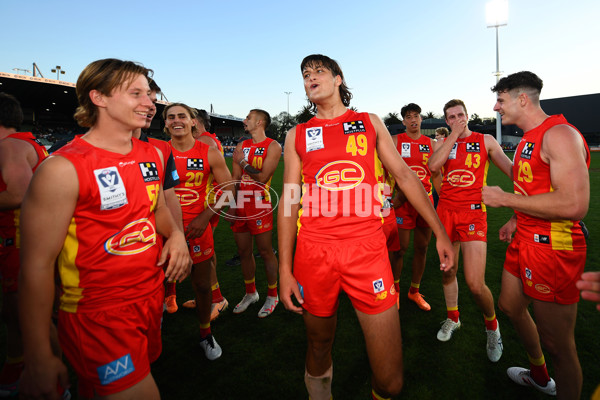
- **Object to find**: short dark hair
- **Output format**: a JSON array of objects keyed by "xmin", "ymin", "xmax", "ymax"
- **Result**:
[
  {"xmin": 250, "ymin": 109, "xmax": 271, "ymax": 129},
  {"xmin": 149, "ymin": 79, "xmax": 162, "ymax": 95},
  {"xmin": 301, "ymin": 54, "xmax": 352, "ymax": 113},
  {"xmin": 196, "ymin": 109, "xmax": 211, "ymax": 131},
  {"xmin": 443, "ymin": 99, "xmax": 467, "ymax": 119},
  {"xmin": 0, "ymin": 92, "xmax": 24, "ymax": 130},
  {"xmin": 491, "ymin": 71, "xmax": 543, "ymax": 104},
  {"xmin": 401, "ymin": 103, "xmax": 421, "ymax": 119}
]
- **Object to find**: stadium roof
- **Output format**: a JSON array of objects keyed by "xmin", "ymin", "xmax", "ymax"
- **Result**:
[{"xmin": 0, "ymin": 71, "xmax": 244, "ymax": 135}]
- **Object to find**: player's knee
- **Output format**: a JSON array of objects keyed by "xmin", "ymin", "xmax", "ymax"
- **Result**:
[
  {"xmin": 376, "ymin": 374, "xmax": 403, "ymax": 397},
  {"xmin": 413, "ymin": 243, "xmax": 429, "ymax": 255},
  {"xmin": 307, "ymin": 338, "xmax": 334, "ymax": 361}
]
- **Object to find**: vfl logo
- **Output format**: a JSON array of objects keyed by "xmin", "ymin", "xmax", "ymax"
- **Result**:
[
  {"xmin": 138, "ymin": 162, "xmax": 159, "ymax": 182},
  {"xmin": 98, "ymin": 169, "xmax": 120, "ymax": 191},
  {"xmin": 315, "ymin": 160, "xmax": 365, "ymax": 191},
  {"xmin": 447, "ymin": 170, "xmax": 476, "ymax": 187},
  {"xmin": 307, "ymin": 127, "xmax": 322, "ymax": 138},
  {"xmin": 104, "ymin": 218, "xmax": 157, "ymax": 255},
  {"xmin": 372, "ymin": 278, "xmax": 384, "ymax": 294},
  {"xmin": 97, "ymin": 354, "xmax": 135, "ymax": 385},
  {"xmin": 469, "ymin": 224, "xmax": 475, "ymax": 231},
  {"xmin": 409, "ymin": 165, "xmax": 428, "ymax": 181},
  {"xmin": 525, "ymin": 268, "xmax": 532, "ymax": 280},
  {"xmin": 242, "ymin": 147, "xmax": 251, "ymax": 161},
  {"xmin": 187, "ymin": 158, "xmax": 204, "ymax": 171},
  {"xmin": 520, "ymin": 142, "xmax": 534, "ymax": 160},
  {"xmin": 175, "ymin": 188, "xmax": 200, "ymax": 206},
  {"xmin": 343, "ymin": 120, "xmax": 366, "ymax": 134}
]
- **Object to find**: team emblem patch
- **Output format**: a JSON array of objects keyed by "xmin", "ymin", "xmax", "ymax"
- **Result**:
[
  {"xmin": 94, "ymin": 167, "xmax": 128, "ymax": 210},
  {"xmin": 193, "ymin": 245, "xmax": 201, "ymax": 253},
  {"xmin": 306, "ymin": 127, "xmax": 324, "ymax": 152},
  {"xmin": 186, "ymin": 158, "xmax": 204, "ymax": 171},
  {"xmin": 534, "ymin": 234, "xmax": 550, "ymax": 244},
  {"xmin": 372, "ymin": 278, "xmax": 385, "ymax": 294},
  {"xmin": 466, "ymin": 142, "xmax": 480, "ymax": 152},
  {"xmin": 343, "ymin": 120, "xmax": 366, "ymax": 134},
  {"xmin": 469, "ymin": 224, "xmax": 475, "ymax": 231},
  {"xmin": 401, "ymin": 143, "xmax": 411, "ymax": 158},
  {"xmin": 525, "ymin": 268, "xmax": 532, "ymax": 280},
  {"xmin": 520, "ymin": 142, "xmax": 534, "ymax": 160},
  {"xmin": 449, "ymin": 143, "xmax": 458, "ymax": 159},
  {"xmin": 419, "ymin": 144, "xmax": 430, "ymax": 153}
]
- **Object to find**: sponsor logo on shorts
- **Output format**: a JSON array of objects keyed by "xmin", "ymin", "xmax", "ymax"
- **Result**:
[
  {"xmin": 375, "ymin": 291, "xmax": 388, "ymax": 301},
  {"xmin": 469, "ymin": 224, "xmax": 475, "ymax": 231},
  {"xmin": 526, "ymin": 280, "xmax": 533, "ymax": 287},
  {"xmin": 203, "ymin": 248, "xmax": 212, "ymax": 255},
  {"xmin": 139, "ymin": 162, "xmax": 160, "ymax": 182},
  {"xmin": 477, "ymin": 231, "xmax": 485, "ymax": 237},
  {"xmin": 396, "ymin": 217, "xmax": 404, "ymax": 225},
  {"xmin": 264, "ymin": 222, "xmax": 272, "ymax": 229},
  {"xmin": 97, "ymin": 354, "xmax": 135, "ymax": 386},
  {"xmin": 256, "ymin": 219, "xmax": 262, "ymax": 226},
  {"xmin": 104, "ymin": 218, "xmax": 157, "ymax": 256},
  {"xmin": 520, "ymin": 142, "xmax": 534, "ymax": 160},
  {"xmin": 297, "ymin": 282, "xmax": 304, "ymax": 298},
  {"xmin": 193, "ymin": 245, "xmax": 201, "ymax": 253},
  {"xmin": 389, "ymin": 284, "xmax": 396, "ymax": 296},
  {"xmin": 535, "ymin": 284, "xmax": 551, "ymax": 294},
  {"xmin": 409, "ymin": 165, "xmax": 428, "ymax": 181},
  {"xmin": 466, "ymin": 142, "xmax": 480, "ymax": 152},
  {"xmin": 343, "ymin": 120, "xmax": 366, "ymax": 134},
  {"xmin": 525, "ymin": 268, "xmax": 532, "ymax": 280},
  {"xmin": 372, "ymin": 278, "xmax": 385, "ymax": 293},
  {"xmin": 470, "ymin": 203, "xmax": 482, "ymax": 210},
  {"xmin": 533, "ymin": 234, "xmax": 550, "ymax": 244},
  {"xmin": 447, "ymin": 170, "xmax": 476, "ymax": 188}
]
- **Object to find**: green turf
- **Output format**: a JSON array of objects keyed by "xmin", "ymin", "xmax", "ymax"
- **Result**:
[{"xmin": 62, "ymin": 153, "xmax": 600, "ymax": 398}]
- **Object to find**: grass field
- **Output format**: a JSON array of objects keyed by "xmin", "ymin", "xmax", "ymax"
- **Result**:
[{"xmin": 67, "ymin": 153, "xmax": 600, "ymax": 398}]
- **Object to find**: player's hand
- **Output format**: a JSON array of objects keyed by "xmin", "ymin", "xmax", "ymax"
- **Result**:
[
  {"xmin": 19, "ymin": 355, "xmax": 69, "ymax": 400},
  {"xmin": 232, "ymin": 147, "xmax": 244, "ymax": 164},
  {"xmin": 185, "ymin": 214, "xmax": 210, "ymax": 240},
  {"xmin": 436, "ymin": 233, "xmax": 454, "ymax": 272},
  {"xmin": 159, "ymin": 230, "xmax": 192, "ymax": 282},
  {"xmin": 482, "ymin": 185, "xmax": 506, "ymax": 208},
  {"xmin": 279, "ymin": 269, "xmax": 304, "ymax": 315},
  {"xmin": 576, "ymin": 271, "xmax": 600, "ymax": 311},
  {"xmin": 499, "ymin": 215, "xmax": 517, "ymax": 243},
  {"xmin": 448, "ymin": 119, "xmax": 467, "ymax": 136}
]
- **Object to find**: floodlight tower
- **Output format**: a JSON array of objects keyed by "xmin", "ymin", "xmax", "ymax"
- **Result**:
[{"xmin": 486, "ymin": 0, "xmax": 508, "ymax": 146}]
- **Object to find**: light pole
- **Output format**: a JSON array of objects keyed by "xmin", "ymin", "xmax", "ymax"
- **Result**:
[
  {"xmin": 51, "ymin": 65, "xmax": 65, "ymax": 80},
  {"xmin": 486, "ymin": 0, "xmax": 508, "ymax": 146},
  {"xmin": 284, "ymin": 91, "xmax": 292, "ymax": 115},
  {"xmin": 12, "ymin": 68, "xmax": 31, "ymax": 75}
]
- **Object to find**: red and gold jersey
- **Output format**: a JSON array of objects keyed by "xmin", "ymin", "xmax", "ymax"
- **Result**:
[
  {"xmin": 0, "ymin": 132, "xmax": 49, "ymax": 247},
  {"xmin": 53, "ymin": 137, "xmax": 164, "ymax": 313},
  {"xmin": 395, "ymin": 133, "xmax": 434, "ymax": 195},
  {"xmin": 171, "ymin": 140, "xmax": 213, "ymax": 225},
  {"xmin": 240, "ymin": 137, "xmax": 274, "ymax": 201},
  {"xmin": 295, "ymin": 110, "xmax": 385, "ymax": 240},
  {"xmin": 513, "ymin": 114, "xmax": 589, "ymax": 250},
  {"xmin": 438, "ymin": 131, "xmax": 489, "ymax": 211},
  {"xmin": 199, "ymin": 131, "xmax": 224, "ymax": 155}
]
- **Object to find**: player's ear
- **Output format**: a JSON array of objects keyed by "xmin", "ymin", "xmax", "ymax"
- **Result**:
[{"xmin": 89, "ymin": 90, "xmax": 105, "ymax": 108}]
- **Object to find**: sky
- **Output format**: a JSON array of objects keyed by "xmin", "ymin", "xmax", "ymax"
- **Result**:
[{"xmin": 1, "ymin": 0, "xmax": 598, "ymax": 121}]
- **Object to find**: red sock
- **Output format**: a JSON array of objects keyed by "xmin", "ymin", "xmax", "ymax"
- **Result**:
[
  {"xmin": 267, "ymin": 283, "xmax": 278, "ymax": 297},
  {"xmin": 409, "ymin": 283, "xmax": 419, "ymax": 295},
  {"xmin": 200, "ymin": 323, "xmax": 211, "ymax": 339},
  {"xmin": 447, "ymin": 308, "xmax": 460, "ymax": 323},
  {"xmin": 394, "ymin": 281, "xmax": 400, "ymax": 294},
  {"xmin": 529, "ymin": 355, "xmax": 551, "ymax": 386},
  {"xmin": 244, "ymin": 279, "xmax": 256, "ymax": 294},
  {"xmin": 484, "ymin": 314, "xmax": 498, "ymax": 331},
  {"xmin": 212, "ymin": 283, "xmax": 224, "ymax": 303},
  {"xmin": 165, "ymin": 281, "xmax": 176, "ymax": 297}
]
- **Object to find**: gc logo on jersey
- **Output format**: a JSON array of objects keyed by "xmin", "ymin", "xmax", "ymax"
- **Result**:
[
  {"xmin": 104, "ymin": 218, "xmax": 157, "ymax": 256},
  {"xmin": 187, "ymin": 158, "xmax": 204, "ymax": 171},
  {"xmin": 520, "ymin": 142, "xmax": 534, "ymax": 160},
  {"xmin": 419, "ymin": 144, "xmax": 430, "ymax": 153},
  {"xmin": 409, "ymin": 165, "xmax": 428, "ymax": 181},
  {"xmin": 466, "ymin": 142, "xmax": 480, "ymax": 152},
  {"xmin": 175, "ymin": 188, "xmax": 200, "ymax": 206},
  {"xmin": 343, "ymin": 120, "xmax": 366, "ymax": 134},
  {"xmin": 139, "ymin": 162, "xmax": 159, "ymax": 182},
  {"xmin": 315, "ymin": 160, "xmax": 365, "ymax": 191},
  {"xmin": 447, "ymin": 169, "xmax": 476, "ymax": 187}
]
